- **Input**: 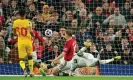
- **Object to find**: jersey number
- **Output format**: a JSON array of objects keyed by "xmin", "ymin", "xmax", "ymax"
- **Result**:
[{"xmin": 16, "ymin": 27, "xmax": 27, "ymax": 36}]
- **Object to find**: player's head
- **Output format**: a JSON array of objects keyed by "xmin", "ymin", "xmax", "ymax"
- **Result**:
[
  {"xmin": 63, "ymin": 29, "xmax": 72, "ymax": 40},
  {"xmin": 65, "ymin": 29, "xmax": 72, "ymax": 38},
  {"xmin": 19, "ymin": 9, "xmax": 26, "ymax": 18}
]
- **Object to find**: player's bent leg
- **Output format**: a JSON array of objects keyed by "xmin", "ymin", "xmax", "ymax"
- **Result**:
[
  {"xmin": 18, "ymin": 48, "xmax": 28, "ymax": 77},
  {"xmin": 51, "ymin": 65, "xmax": 69, "ymax": 76},
  {"xmin": 51, "ymin": 60, "xmax": 70, "ymax": 76},
  {"xmin": 19, "ymin": 58, "xmax": 28, "ymax": 77},
  {"xmin": 69, "ymin": 58, "xmax": 78, "ymax": 76}
]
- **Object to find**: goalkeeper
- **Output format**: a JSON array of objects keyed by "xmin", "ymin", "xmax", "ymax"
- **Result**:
[{"xmin": 39, "ymin": 40, "xmax": 121, "ymax": 76}]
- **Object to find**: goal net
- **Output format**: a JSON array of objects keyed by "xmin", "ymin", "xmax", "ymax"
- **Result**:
[{"xmin": 0, "ymin": 0, "xmax": 133, "ymax": 76}]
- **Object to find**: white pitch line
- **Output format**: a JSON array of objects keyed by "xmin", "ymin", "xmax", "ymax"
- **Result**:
[{"xmin": 0, "ymin": 75, "xmax": 133, "ymax": 77}]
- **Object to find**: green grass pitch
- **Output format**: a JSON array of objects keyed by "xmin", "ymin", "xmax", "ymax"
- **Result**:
[{"xmin": 0, "ymin": 76, "xmax": 133, "ymax": 80}]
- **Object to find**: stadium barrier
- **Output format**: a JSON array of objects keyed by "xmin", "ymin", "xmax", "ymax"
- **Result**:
[{"xmin": 0, "ymin": 64, "xmax": 133, "ymax": 75}]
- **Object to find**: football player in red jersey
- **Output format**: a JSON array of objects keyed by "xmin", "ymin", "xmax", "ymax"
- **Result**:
[{"xmin": 48, "ymin": 29, "xmax": 77, "ymax": 76}]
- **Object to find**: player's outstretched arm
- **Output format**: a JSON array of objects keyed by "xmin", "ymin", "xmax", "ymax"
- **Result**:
[{"xmin": 77, "ymin": 40, "xmax": 92, "ymax": 56}]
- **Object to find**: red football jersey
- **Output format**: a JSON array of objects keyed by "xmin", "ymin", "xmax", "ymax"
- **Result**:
[
  {"xmin": 33, "ymin": 45, "xmax": 44, "ymax": 59},
  {"xmin": 63, "ymin": 38, "xmax": 77, "ymax": 61}
]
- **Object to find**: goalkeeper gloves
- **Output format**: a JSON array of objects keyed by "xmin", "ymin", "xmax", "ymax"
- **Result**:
[
  {"xmin": 114, "ymin": 56, "xmax": 121, "ymax": 60},
  {"xmin": 83, "ymin": 40, "xmax": 92, "ymax": 47}
]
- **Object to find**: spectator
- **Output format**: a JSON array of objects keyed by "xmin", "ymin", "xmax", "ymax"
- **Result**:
[
  {"xmin": 27, "ymin": 3, "xmax": 37, "ymax": 20},
  {"xmin": 77, "ymin": 8, "xmax": 90, "ymax": 27},
  {"xmin": 49, "ymin": 6, "xmax": 55, "ymax": 14},
  {"xmin": 51, "ymin": 11, "xmax": 59, "ymax": 22},
  {"xmin": 42, "ymin": 5, "xmax": 51, "ymax": 24},
  {"xmin": 6, "ymin": 14, "xmax": 18, "ymax": 38},
  {"xmin": 17, "ymin": 0, "xmax": 26, "ymax": 10},
  {"xmin": 0, "ymin": 27, "xmax": 6, "ymax": 61},
  {"xmin": 95, "ymin": 31, "xmax": 105, "ymax": 51},
  {"xmin": 120, "ymin": 45, "xmax": 133, "ymax": 64},
  {"xmin": 109, "ymin": 1, "xmax": 116, "ymax": 14},
  {"xmin": 71, "ymin": 19, "xmax": 78, "ymax": 28},
  {"xmin": 126, "ymin": 8, "xmax": 133, "ymax": 21},
  {"xmin": 92, "ymin": 7, "xmax": 106, "ymax": 25},
  {"xmin": 60, "ymin": 7, "xmax": 67, "ymax": 21},
  {"xmin": 9, "ymin": 0, "xmax": 18, "ymax": 17},
  {"xmin": 50, "ymin": 31, "xmax": 60, "ymax": 49},
  {"xmin": 103, "ymin": 7, "xmax": 127, "ymax": 26},
  {"xmin": 45, "ymin": 17, "xmax": 60, "ymax": 32},
  {"xmin": 42, "ymin": 38, "xmax": 55, "ymax": 64},
  {"xmin": 0, "ymin": 1, "xmax": 3, "ymax": 16},
  {"xmin": 120, "ymin": 2, "xmax": 130, "ymax": 17},
  {"xmin": 53, "ymin": 45, "xmax": 59, "ymax": 58},
  {"xmin": 75, "ymin": 28, "xmax": 92, "ymax": 48},
  {"xmin": 74, "ymin": 0, "xmax": 83, "ymax": 12},
  {"xmin": 62, "ymin": 10, "xmax": 73, "ymax": 27},
  {"xmin": 107, "ymin": 27, "xmax": 116, "ymax": 42},
  {"xmin": 102, "ymin": 3, "xmax": 110, "ymax": 18},
  {"xmin": 0, "ymin": 11, "xmax": 5, "ymax": 31},
  {"xmin": 118, "ymin": 38, "xmax": 130, "ymax": 53},
  {"xmin": 1, "ymin": 0, "xmax": 10, "ymax": 19},
  {"xmin": 26, "ymin": 0, "xmax": 34, "ymax": 7},
  {"xmin": 100, "ymin": 43, "xmax": 118, "ymax": 64},
  {"xmin": 8, "ymin": 43, "xmax": 19, "ymax": 63}
]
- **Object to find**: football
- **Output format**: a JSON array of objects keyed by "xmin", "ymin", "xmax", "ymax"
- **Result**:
[{"xmin": 45, "ymin": 29, "xmax": 53, "ymax": 37}]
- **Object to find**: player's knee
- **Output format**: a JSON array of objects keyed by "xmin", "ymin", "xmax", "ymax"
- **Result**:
[{"xmin": 27, "ymin": 55, "xmax": 32, "ymax": 60}]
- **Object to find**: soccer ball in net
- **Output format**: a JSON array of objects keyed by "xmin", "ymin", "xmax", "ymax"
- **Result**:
[{"xmin": 45, "ymin": 29, "xmax": 53, "ymax": 37}]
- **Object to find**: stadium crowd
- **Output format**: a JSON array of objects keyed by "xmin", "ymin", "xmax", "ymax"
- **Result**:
[{"xmin": 0, "ymin": 0, "xmax": 133, "ymax": 68}]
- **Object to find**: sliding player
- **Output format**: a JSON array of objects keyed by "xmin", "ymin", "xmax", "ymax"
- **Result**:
[
  {"xmin": 13, "ymin": 10, "xmax": 34, "ymax": 77},
  {"xmin": 40, "ymin": 40, "xmax": 121, "ymax": 76},
  {"xmin": 46, "ymin": 29, "xmax": 77, "ymax": 76}
]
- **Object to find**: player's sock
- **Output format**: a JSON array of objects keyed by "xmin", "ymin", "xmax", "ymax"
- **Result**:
[
  {"xmin": 69, "ymin": 59, "xmax": 78, "ymax": 76},
  {"xmin": 58, "ymin": 72, "xmax": 69, "ymax": 76},
  {"xmin": 28, "ymin": 55, "xmax": 34, "ymax": 74},
  {"xmin": 71, "ymin": 59, "xmax": 78, "ymax": 72},
  {"xmin": 39, "ymin": 68, "xmax": 46, "ymax": 76}
]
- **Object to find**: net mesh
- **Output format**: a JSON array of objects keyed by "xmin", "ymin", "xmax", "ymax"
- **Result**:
[{"xmin": 0, "ymin": 0, "xmax": 133, "ymax": 76}]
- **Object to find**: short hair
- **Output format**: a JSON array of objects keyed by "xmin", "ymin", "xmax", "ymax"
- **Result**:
[
  {"xmin": 65, "ymin": 29, "xmax": 72, "ymax": 37},
  {"xmin": 0, "ymin": 27, "xmax": 7, "ymax": 32},
  {"xmin": 19, "ymin": 9, "xmax": 26, "ymax": 17}
]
